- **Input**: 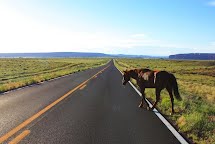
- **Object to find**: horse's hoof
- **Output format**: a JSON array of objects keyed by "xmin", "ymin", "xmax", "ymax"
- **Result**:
[
  {"xmin": 170, "ymin": 112, "xmax": 175, "ymax": 115},
  {"xmin": 149, "ymin": 107, "xmax": 154, "ymax": 111},
  {"xmin": 138, "ymin": 104, "xmax": 143, "ymax": 108}
]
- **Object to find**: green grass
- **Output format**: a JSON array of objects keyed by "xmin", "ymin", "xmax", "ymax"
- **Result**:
[
  {"xmin": 0, "ymin": 58, "xmax": 109, "ymax": 92},
  {"xmin": 114, "ymin": 58, "xmax": 215, "ymax": 144}
]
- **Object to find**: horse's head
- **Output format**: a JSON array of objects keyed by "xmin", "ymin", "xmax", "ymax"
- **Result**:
[{"xmin": 122, "ymin": 70, "xmax": 131, "ymax": 85}]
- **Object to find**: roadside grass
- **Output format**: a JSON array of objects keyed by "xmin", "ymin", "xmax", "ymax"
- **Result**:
[
  {"xmin": 0, "ymin": 58, "xmax": 109, "ymax": 93},
  {"xmin": 114, "ymin": 59, "xmax": 215, "ymax": 144}
]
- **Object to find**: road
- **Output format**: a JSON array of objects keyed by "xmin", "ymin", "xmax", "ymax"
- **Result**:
[{"xmin": 0, "ymin": 60, "xmax": 184, "ymax": 144}]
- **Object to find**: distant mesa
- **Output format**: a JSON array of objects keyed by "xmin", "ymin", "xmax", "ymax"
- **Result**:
[{"xmin": 169, "ymin": 53, "xmax": 215, "ymax": 60}]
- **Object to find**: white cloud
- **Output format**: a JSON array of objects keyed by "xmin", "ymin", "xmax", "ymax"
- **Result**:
[
  {"xmin": 208, "ymin": 1, "xmax": 215, "ymax": 6},
  {"xmin": 130, "ymin": 33, "xmax": 146, "ymax": 38}
]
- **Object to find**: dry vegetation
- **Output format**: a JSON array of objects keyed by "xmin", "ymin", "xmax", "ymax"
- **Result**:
[
  {"xmin": 114, "ymin": 58, "xmax": 215, "ymax": 144},
  {"xmin": 0, "ymin": 58, "xmax": 109, "ymax": 92}
]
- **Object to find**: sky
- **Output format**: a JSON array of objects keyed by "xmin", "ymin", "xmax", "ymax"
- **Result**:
[{"xmin": 0, "ymin": 0, "xmax": 215, "ymax": 56}]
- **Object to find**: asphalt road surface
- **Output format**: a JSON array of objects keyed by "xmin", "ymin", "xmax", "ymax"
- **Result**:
[{"xmin": 0, "ymin": 60, "xmax": 183, "ymax": 144}]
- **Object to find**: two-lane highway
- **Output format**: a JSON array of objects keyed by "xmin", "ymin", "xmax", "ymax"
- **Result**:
[{"xmin": 0, "ymin": 61, "xmax": 182, "ymax": 144}]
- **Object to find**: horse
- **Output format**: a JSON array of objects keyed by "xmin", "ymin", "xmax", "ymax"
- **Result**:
[{"xmin": 122, "ymin": 68, "xmax": 181, "ymax": 115}]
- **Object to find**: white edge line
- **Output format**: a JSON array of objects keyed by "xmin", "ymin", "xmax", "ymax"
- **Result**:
[{"xmin": 114, "ymin": 63, "xmax": 188, "ymax": 144}]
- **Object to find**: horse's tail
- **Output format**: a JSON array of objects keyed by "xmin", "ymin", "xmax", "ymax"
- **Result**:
[{"xmin": 170, "ymin": 74, "xmax": 182, "ymax": 100}]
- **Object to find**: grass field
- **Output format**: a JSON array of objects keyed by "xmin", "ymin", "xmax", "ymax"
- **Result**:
[
  {"xmin": 114, "ymin": 59, "xmax": 215, "ymax": 144},
  {"xmin": 0, "ymin": 58, "xmax": 109, "ymax": 93}
]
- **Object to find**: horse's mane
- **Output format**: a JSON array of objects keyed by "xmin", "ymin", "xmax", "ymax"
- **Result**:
[
  {"xmin": 125, "ymin": 68, "xmax": 153, "ymax": 75},
  {"xmin": 132, "ymin": 68, "xmax": 152, "ymax": 74}
]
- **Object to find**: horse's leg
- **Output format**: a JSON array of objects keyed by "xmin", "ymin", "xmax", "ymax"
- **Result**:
[
  {"xmin": 139, "ymin": 88, "xmax": 147, "ymax": 108},
  {"xmin": 138, "ymin": 97, "xmax": 144, "ymax": 108},
  {"xmin": 150, "ymin": 88, "xmax": 161, "ymax": 110},
  {"xmin": 166, "ymin": 86, "xmax": 175, "ymax": 115}
]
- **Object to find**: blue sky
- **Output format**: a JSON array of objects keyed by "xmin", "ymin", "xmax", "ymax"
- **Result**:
[{"xmin": 0, "ymin": 0, "xmax": 215, "ymax": 56}]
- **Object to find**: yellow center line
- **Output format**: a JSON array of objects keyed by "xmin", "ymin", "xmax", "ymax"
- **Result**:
[
  {"xmin": 79, "ymin": 84, "xmax": 86, "ymax": 90},
  {"xmin": 8, "ymin": 130, "xmax": 30, "ymax": 144},
  {"xmin": 0, "ymin": 65, "xmax": 110, "ymax": 143}
]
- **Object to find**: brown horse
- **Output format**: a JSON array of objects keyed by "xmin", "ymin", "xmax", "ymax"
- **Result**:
[{"xmin": 122, "ymin": 68, "xmax": 181, "ymax": 115}]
